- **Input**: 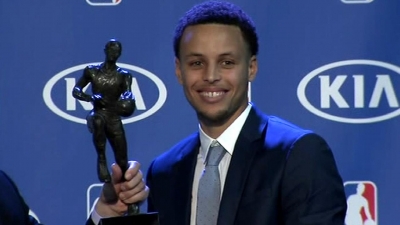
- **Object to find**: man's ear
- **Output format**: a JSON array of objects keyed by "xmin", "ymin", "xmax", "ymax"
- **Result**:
[
  {"xmin": 248, "ymin": 55, "xmax": 258, "ymax": 82},
  {"xmin": 175, "ymin": 57, "xmax": 183, "ymax": 84}
]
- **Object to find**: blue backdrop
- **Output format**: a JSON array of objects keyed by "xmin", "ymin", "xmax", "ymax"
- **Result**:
[{"xmin": 0, "ymin": 0, "xmax": 399, "ymax": 224}]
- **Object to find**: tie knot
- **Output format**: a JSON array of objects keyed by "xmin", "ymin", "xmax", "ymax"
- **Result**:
[{"xmin": 206, "ymin": 142, "xmax": 226, "ymax": 166}]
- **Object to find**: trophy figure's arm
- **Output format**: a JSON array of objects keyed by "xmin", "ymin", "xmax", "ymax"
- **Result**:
[
  {"xmin": 117, "ymin": 72, "xmax": 136, "ymax": 117},
  {"xmin": 72, "ymin": 67, "xmax": 93, "ymax": 102},
  {"xmin": 120, "ymin": 72, "xmax": 134, "ymax": 100}
]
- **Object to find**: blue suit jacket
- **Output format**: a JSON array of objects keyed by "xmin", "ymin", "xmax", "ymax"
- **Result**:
[
  {"xmin": 0, "ymin": 170, "xmax": 41, "ymax": 225},
  {"xmin": 146, "ymin": 106, "xmax": 347, "ymax": 225}
]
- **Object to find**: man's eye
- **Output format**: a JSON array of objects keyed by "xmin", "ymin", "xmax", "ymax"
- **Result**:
[
  {"xmin": 222, "ymin": 61, "xmax": 234, "ymax": 66},
  {"xmin": 190, "ymin": 61, "xmax": 202, "ymax": 66}
]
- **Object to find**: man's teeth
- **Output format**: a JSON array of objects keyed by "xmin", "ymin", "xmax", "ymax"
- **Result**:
[{"xmin": 201, "ymin": 92, "xmax": 224, "ymax": 97}]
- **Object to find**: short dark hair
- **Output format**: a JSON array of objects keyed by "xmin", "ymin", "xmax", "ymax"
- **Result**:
[{"xmin": 173, "ymin": 0, "xmax": 258, "ymax": 58}]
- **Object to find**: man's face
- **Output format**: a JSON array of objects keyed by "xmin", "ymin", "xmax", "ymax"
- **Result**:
[
  {"xmin": 105, "ymin": 44, "xmax": 121, "ymax": 62},
  {"xmin": 175, "ymin": 24, "xmax": 257, "ymax": 126}
]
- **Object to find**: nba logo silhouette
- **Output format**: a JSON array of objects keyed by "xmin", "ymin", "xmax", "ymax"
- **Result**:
[
  {"xmin": 344, "ymin": 181, "xmax": 377, "ymax": 225},
  {"xmin": 86, "ymin": 0, "xmax": 121, "ymax": 6},
  {"xmin": 86, "ymin": 183, "xmax": 102, "ymax": 217}
]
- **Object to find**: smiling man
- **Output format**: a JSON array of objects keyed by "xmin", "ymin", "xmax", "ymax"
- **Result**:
[{"xmin": 146, "ymin": 1, "xmax": 347, "ymax": 225}]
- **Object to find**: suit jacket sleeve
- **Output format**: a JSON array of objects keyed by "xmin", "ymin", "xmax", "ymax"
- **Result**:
[
  {"xmin": 0, "ymin": 171, "xmax": 42, "ymax": 225},
  {"xmin": 146, "ymin": 160, "xmax": 156, "ymax": 213},
  {"xmin": 281, "ymin": 133, "xmax": 347, "ymax": 224}
]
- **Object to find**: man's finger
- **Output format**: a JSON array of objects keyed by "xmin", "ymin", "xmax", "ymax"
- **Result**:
[
  {"xmin": 111, "ymin": 163, "xmax": 123, "ymax": 184},
  {"xmin": 120, "ymin": 185, "xmax": 149, "ymax": 204},
  {"xmin": 125, "ymin": 161, "xmax": 140, "ymax": 180},
  {"xmin": 120, "ymin": 181, "xmax": 145, "ymax": 199},
  {"xmin": 101, "ymin": 182, "xmax": 118, "ymax": 204}
]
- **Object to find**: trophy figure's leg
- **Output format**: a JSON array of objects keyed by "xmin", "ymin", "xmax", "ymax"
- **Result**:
[
  {"xmin": 91, "ymin": 114, "xmax": 112, "ymax": 183},
  {"xmin": 97, "ymin": 155, "xmax": 111, "ymax": 183},
  {"xmin": 108, "ymin": 126, "xmax": 140, "ymax": 215}
]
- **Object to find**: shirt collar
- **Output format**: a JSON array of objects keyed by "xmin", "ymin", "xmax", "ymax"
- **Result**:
[{"xmin": 199, "ymin": 103, "xmax": 252, "ymax": 163}]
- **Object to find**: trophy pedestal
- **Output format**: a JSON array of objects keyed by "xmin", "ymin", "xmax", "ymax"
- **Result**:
[{"xmin": 100, "ymin": 212, "xmax": 159, "ymax": 225}]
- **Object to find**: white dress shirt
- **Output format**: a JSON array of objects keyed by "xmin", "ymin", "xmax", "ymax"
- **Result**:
[
  {"xmin": 190, "ymin": 103, "xmax": 252, "ymax": 225},
  {"xmin": 90, "ymin": 207, "xmax": 102, "ymax": 225}
]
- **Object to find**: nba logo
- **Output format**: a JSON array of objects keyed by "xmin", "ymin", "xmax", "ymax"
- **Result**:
[
  {"xmin": 344, "ymin": 181, "xmax": 378, "ymax": 225},
  {"xmin": 86, "ymin": 183, "xmax": 103, "ymax": 218},
  {"xmin": 86, "ymin": 0, "xmax": 121, "ymax": 6}
]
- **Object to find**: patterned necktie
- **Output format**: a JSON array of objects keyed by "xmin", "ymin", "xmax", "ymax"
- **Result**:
[{"xmin": 196, "ymin": 141, "xmax": 226, "ymax": 225}]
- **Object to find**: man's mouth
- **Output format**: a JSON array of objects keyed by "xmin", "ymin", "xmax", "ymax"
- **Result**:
[{"xmin": 199, "ymin": 91, "xmax": 225, "ymax": 98}]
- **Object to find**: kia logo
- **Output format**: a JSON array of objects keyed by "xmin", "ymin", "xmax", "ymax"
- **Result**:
[
  {"xmin": 43, "ymin": 62, "xmax": 167, "ymax": 124},
  {"xmin": 297, "ymin": 59, "xmax": 400, "ymax": 123}
]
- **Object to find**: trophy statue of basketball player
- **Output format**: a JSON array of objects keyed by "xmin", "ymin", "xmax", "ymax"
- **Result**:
[{"xmin": 72, "ymin": 39, "xmax": 139, "ymax": 215}]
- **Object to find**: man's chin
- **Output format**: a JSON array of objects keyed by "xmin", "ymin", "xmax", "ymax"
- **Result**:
[{"xmin": 196, "ymin": 110, "xmax": 230, "ymax": 126}]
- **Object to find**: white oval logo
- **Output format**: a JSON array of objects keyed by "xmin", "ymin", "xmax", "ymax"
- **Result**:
[
  {"xmin": 43, "ymin": 62, "xmax": 167, "ymax": 124},
  {"xmin": 86, "ymin": 0, "xmax": 121, "ymax": 6},
  {"xmin": 297, "ymin": 59, "xmax": 400, "ymax": 123}
]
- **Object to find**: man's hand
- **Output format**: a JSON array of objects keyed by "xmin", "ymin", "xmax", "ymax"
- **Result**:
[{"xmin": 95, "ymin": 161, "xmax": 149, "ymax": 217}]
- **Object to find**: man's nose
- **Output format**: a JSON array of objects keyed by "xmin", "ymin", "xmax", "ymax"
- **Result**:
[{"xmin": 203, "ymin": 65, "xmax": 221, "ymax": 83}]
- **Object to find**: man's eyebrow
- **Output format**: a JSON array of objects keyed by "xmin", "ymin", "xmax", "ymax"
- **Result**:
[
  {"xmin": 183, "ymin": 52, "xmax": 203, "ymax": 58},
  {"xmin": 219, "ymin": 52, "xmax": 235, "ymax": 57},
  {"xmin": 183, "ymin": 52, "xmax": 236, "ymax": 58}
]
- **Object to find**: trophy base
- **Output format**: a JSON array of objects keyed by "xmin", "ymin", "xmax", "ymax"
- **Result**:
[{"xmin": 99, "ymin": 212, "xmax": 159, "ymax": 225}]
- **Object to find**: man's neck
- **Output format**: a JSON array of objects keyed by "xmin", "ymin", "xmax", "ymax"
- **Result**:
[{"xmin": 199, "ymin": 123, "xmax": 227, "ymax": 139}]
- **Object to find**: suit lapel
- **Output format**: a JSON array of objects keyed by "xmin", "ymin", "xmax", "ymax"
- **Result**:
[
  {"xmin": 217, "ymin": 106, "xmax": 268, "ymax": 225},
  {"xmin": 172, "ymin": 133, "xmax": 200, "ymax": 225}
]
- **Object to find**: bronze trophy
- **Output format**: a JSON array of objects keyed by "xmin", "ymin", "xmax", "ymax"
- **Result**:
[{"xmin": 72, "ymin": 39, "xmax": 159, "ymax": 225}]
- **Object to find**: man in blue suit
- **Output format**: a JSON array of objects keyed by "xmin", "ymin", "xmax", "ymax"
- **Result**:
[
  {"xmin": 146, "ymin": 1, "xmax": 347, "ymax": 225},
  {"xmin": 0, "ymin": 161, "xmax": 148, "ymax": 225}
]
